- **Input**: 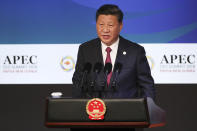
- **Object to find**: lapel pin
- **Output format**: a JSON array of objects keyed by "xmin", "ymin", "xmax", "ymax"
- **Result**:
[{"xmin": 123, "ymin": 51, "xmax": 126, "ymax": 55}]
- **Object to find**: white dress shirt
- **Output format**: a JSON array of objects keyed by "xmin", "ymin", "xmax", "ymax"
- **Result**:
[{"xmin": 101, "ymin": 38, "xmax": 119, "ymax": 70}]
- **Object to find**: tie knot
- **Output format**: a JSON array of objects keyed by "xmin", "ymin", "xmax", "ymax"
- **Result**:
[{"xmin": 106, "ymin": 47, "xmax": 112, "ymax": 53}]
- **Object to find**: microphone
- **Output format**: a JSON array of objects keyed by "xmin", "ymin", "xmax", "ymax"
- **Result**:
[
  {"xmin": 104, "ymin": 63, "xmax": 112, "ymax": 75},
  {"xmin": 114, "ymin": 62, "xmax": 122, "ymax": 74},
  {"xmin": 82, "ymin": 62, "xmax": 92, "ymax": 73},
  {"xmin": 90, "ymin": 62, "xmax": 102, "ymax": 87},
  {"xmin": 112, "ymin": 62, "xmax": 122, "ymax": 89},
  {"xmin": 93, "ymin": 62, "xmax": 102, "ymax": 74},
  {"xmin": 80, "ymin": 63, "xmax": 92, "ymax": 89}
]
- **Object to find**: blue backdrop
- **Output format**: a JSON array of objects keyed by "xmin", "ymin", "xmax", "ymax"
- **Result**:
[{"xmin": 0, "ymin": 0, "xmax": 197, "ymax": 44}]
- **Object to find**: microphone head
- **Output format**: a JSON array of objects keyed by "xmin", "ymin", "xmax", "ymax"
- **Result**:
[
  {"xmin": 83, "ymin": 62, "xmax": 92, "ymax": 73},
  {"xmin": 93, "ymin": 62, "xmax": 102, "ymax": 73},
  {"xmin": 114, "ymin": 62, "xmax": 123, "ymax": 73},
  {"xmin": 104, "ymin": 63, "xmax": 112, "ymax": 74}
]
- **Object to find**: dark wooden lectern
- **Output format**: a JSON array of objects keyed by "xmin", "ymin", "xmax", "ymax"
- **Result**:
[{"xmin": 45, "ymin": 97, "xmax": 166, "ymax": 128}]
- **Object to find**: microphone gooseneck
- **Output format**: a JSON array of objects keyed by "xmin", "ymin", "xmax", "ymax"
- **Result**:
[
  {"xmin": 104, "ymin": 63, "xmax": 112, "ymax": 75},
  {"xmin": 90, "ymin": 62, "xmax": 102, "ymax": 87},
  {"xmin": 112, "ymin": 62, "xmax": 123, "ymax": 89},
  {"xmin": 104, "ymin": 63, "xmax": 112, "ymax": 88},
  {"xmin": 80, "ymin": 62, "xmax": 92, "ymax": 89}
]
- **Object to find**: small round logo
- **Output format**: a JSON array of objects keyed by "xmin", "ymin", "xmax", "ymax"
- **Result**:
[
  {"xmin": 86, "ymin": 98, "xmax": 106, "ymax": 120},
  {"xmin": 60, "ymin": 56, "xmax": 75, "ymax": 72}
]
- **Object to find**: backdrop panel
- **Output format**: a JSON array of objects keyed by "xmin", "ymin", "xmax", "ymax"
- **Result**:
[{"xmin": 0, "ymin": 44, "xmax": 196, "ymax": 84}]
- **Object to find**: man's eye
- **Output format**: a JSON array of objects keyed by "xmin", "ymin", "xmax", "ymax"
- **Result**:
[{"xmin": 109, "ymin": 25, "xmax": 113, "ymax": 27}]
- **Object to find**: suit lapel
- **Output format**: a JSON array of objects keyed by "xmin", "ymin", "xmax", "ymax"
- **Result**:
[
  {"xmin": 109, "ymin": 37, "xmax": 127, "ymax": 87},
  {"xmin": 94, "ymin": 38, "xmax": 104, "ymax": 66},
  {"xmin": 114, "ymin": 36, "xmax": 127, "ymax": 65}
]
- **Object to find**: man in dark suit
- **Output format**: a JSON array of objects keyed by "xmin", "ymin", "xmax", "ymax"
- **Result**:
[{"xmin": 72, "ymin": 4, "xmax": 155, "ymax": 100}]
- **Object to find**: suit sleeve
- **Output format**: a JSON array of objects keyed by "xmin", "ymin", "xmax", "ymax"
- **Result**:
[
  {"xmin": 72, "ymin": 45, "xmax": 85, "ymax": 98},
  {"xmin": 136, "ymin": 47, "xmax": 156, "ymax": 100}
]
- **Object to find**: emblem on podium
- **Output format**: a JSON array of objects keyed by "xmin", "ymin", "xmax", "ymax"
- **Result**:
[{"xmin": 86, "ymin": 98, "xmax": 106, "ymax": 120}]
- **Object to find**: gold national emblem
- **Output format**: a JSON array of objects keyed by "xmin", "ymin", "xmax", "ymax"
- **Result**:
[{"xmin": 86, "ymin": 98, "xmax": 106, "ymax": 120}]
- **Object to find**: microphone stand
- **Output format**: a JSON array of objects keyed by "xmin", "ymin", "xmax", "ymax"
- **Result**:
[
  {"xmin": 111, "ymin": 71, "xmax": 118, "ymax": 91},
  {"xmin": 103, "ymin": 63, "xmax": 112, "ymax": 98},
  {"xmin": 90, "ymin": 63, "xmax": 102, "ymax": 98},
  {"xmin": 90, "ymin": 72, "xmax": 98, "ymax": 98},
  {"xmin": 111, "ymin": 62, "xmax": 122, "ymax": 91},
  {"xmin": 79, "ymin": 71, "xmax": 89, "ymax": 98},
  {"xmin": 104, "ymin": 71, "xmax": 109, "ymax": 89},
  {"xmin": 79, "ymin": 63, "xmax": 92, "ymax": 98}
]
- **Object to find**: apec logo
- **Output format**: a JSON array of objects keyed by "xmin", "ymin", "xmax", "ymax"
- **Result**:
[
  {"xmin": 160, "ymin": 54, "xmax": 196, "ymax": 73},
  {"xmin": 2, "ymin": 55, "xmax": 38, "ymax": 73},
  {"xmin": 160, "ymin": 55, "xmax": 195, "ymax": 64},
  {"xmin": 3, "ymin": 55, "xmax": 37, "ymax": 65}
]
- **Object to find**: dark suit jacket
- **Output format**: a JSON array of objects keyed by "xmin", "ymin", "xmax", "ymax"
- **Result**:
[{"xmin": 72, "ymin": 36, "xmax": 155, "ymax": 99}]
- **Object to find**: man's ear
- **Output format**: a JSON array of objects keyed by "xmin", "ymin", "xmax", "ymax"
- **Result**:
[{"xmin": 120, "ymin": 22, "xmax": 123, "ymax": 30}]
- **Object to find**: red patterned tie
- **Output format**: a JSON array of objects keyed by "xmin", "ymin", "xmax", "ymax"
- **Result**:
[{"xmin": 105, "ymin": 47, "xmax": 112, "ymax": 86}]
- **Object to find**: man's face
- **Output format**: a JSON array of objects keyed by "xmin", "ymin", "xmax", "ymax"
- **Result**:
[{"xmin": 96, "ymin": 15, "xmax": 123, "ymax": 46}]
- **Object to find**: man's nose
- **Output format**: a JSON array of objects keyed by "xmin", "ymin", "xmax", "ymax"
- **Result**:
[{"xmin": 102, "ymin": 26, "xmax": 110, "ymax": 33}]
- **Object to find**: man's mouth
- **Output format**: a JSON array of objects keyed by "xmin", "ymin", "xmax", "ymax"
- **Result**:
[{"xmin": 102, "ymin": 35, "xmax": 110, "ymax": 39}]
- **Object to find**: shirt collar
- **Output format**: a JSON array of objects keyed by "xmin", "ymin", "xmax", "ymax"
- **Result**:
[{"xmin": 101, "ymin": 37, "xmax": 119, "ymax": 51}]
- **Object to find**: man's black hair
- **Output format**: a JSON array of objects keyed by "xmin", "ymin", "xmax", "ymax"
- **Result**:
[{"xmin": 96, "ymin": 4, "xmax": 123, "ymax": 23}]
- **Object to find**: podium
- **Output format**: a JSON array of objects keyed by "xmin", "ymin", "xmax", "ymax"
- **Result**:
[{"xmin": 45, "ymin": 97, "xmax": 166, "ymax": 129}]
